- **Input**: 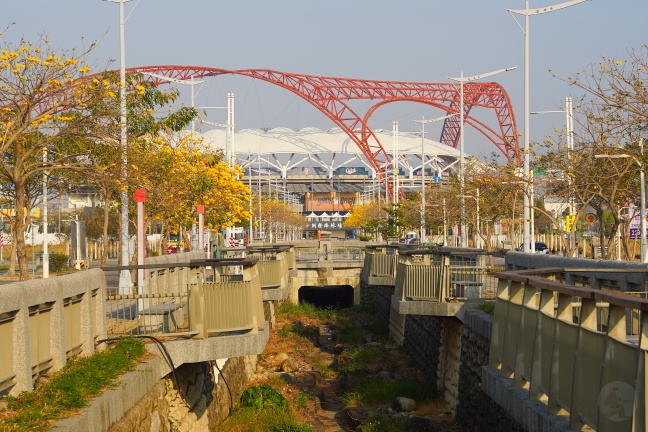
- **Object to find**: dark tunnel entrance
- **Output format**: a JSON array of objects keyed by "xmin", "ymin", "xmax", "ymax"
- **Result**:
[{"xmin": 298, "ymin": 285, "xmax": 354, "ymax": 310}]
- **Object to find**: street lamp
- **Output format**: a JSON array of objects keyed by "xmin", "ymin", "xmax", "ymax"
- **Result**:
[
  {"xmin": 42, "ymin": 149, "xmax": 49, "ymax": 278},
  {"xmin": 105, "ymin": 0, "xmax": 132, "ymax": 293},
  {"xmin": 449, "ymin": 67, "xmax": 517, "ymax": 248},
  {"xmin": 141, "ymin": 72, "xmax": 205, "ymax": 134},
  {"xmin": 457, "ymin": 188, "xmax": 481, "ymax": 248},
  {"xmin": 392, "ymin": 121, "xmax": 399, "ymax": 204},
  {"xmin": 414, "ymin": 113, "xmax": 458, "ymax": 245},
  {"xmin": 531, "ymin": 96, "xmax": 576, "ymax": 253},
  {"xmin": 594, "ymin": 137, "xmax": 647, "ymax": 263},
  {"xmin": 430, "ymin": 198, "xmax": 447, "ymax": 246},
  {"xmin": 508, "ymin": 0, "xmax": 588, "ymax": 253}
]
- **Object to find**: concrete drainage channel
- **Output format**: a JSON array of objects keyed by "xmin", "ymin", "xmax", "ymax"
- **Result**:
[{"xmin": 259, "ymin": 317, "xmax": 464, "ymax": 432}]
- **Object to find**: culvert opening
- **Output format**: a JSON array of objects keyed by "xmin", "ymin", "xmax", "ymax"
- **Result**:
[{"xmin": 298, "ymin": 285, "xmax": 354, "ymax": 309}]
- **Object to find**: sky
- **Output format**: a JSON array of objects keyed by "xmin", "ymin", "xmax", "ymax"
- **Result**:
[{"xmin": 4, "ymin": 1, "xmax": 648, "ymax": 160}]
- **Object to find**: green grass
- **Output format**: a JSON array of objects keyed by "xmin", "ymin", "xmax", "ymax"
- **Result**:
[
  {"xmin": 0, "ymin": 338, "xmax": 146, "ymax": 432},
  {"xmin": 218, "ymin": 384, "xmax": 313, "ymax": 432},
  {"xmin": 218, "ymin": 405, "xmax": 313, "ymax": 432},
  {"xmin": 336, "ymin": 346, "xmax": 385, "ymax": 375},
  {"xmin": 277, "ymin": 301, "xmax": 333, "ymax": 321},
  {"xmin": 477, "ymin": 302, "xmax": 495, "ymax": 315},
  {"xmin": 343, "ymin": 377, "xmax": 437, "ymax": 405}
]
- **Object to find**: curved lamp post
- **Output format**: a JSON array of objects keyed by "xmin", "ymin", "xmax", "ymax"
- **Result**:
[
  {"xmin": 508, "ymin": 0, "xmax": 588, "ymax": 253},
  {"xmin": 531, "ymin": 96, "xmax": 576, "ymax": 253},
  {"xmin": 414, "ymin": 113, "xmax": 458, "ymax": 244},
  {"xmin": 105, "ymin": 0, "xmax": 132, "ymax": 293},
  {"xmin": 449, "ymin": 67, "xmax": 517, "ymax": 248}
]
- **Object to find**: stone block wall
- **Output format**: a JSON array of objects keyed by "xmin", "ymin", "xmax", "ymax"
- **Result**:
[
  {"xmin": 403, "ymin": 315, "xmax": 442, "ymax": 385},
  {"xmin": 454, "ymin": 311, "xmax": 524, "ymax": 432},
  {"xmin": 107, "ymin": 356, "xmax": 256, "ymax": 432}
]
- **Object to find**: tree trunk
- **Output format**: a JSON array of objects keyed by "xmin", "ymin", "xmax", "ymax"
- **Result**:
[
  {"xmin": 14, "ymin": 181, "xmax": 30, "ymax": 280},
  {"xmin": 101, "ymin": 198, "xmax": 110, "ymax": 266}
]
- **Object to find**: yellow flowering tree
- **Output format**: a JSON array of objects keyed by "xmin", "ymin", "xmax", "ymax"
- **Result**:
[
  {"xmin": 0, "ymin": 35, "xmax": 118, "ymax": 278},
  {"xmin": 129, "ymin": 134, "xmax": 251, "ymax": 252},
  {"xmin": 66, "ymin": 71, "xmax": 196, "ymax": 265}
]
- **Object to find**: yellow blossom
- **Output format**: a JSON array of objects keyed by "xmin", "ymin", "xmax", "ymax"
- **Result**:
[
  {"xmin": 65, "ymin": 58, "xmax": 77, "ymax": 65},
  {"xmin": 19, "ymin": 46, "xmax": 28, "ymax": 52},
  {"xmin": 79, "ymin": 66, "xmax": 91, "ymax": 73}
]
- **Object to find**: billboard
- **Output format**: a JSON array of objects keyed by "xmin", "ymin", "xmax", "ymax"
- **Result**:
[{"xmin": 305, "ymin": 192, "xmax": 359, "ymax": 212}]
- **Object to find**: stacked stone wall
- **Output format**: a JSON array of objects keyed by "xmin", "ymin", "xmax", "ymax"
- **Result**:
[
  {"xmin": 369, "ymin": 284, "xmax": 393, "ymax": 322},
  {"xmin": 403, "ymin": 315, "xmax": 442, "ymax": 385},
  {"xmin": 455, "ymin": 317, "xmax": 524, "ymax": 432},
  {"xmin": 397, "ymin": 309, "xmax": 525, "ymax": 432},
  {"xmin": 108, "ymin": 356, "xmax": 256, "ymax": 432}
]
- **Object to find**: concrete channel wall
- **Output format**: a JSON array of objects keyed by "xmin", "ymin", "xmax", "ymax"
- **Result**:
[{"xmin": 361, "ymin": 276, "xmax": 525, "ymax": 431}]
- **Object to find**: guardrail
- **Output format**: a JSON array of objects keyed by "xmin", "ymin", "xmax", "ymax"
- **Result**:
[
  {"xmin": 104, "ymin": 255, "xmax": 264, "ymax": 340},
  {"xmin": 490, "ymin": 267, "xmax": 648, "ymax": 431},
  {"xmin": 394, "ymin": 254, "xmax": 450, "ymax": 301},
  {"xmin": 0, "ymin": 270, "xmax": 106, "ymax": 396},
  {"xmin": 247, "ymin": 246, "xmax": 292, "ymax": 290},
  {"xmin": 362, "ymin": 245, "xmax": 399, "ymax": 283},
  {"xmin": 293, "ymin": 242, "xmax": 366, "ymax": 262}
]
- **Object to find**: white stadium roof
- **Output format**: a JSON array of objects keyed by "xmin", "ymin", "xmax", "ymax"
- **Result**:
[{"xmin": 198, "ymin": 126, "xmax": 462, "ymax": 179}]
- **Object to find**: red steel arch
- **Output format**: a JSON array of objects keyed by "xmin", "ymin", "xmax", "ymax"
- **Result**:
[{"xmin": 130, "ymin": 66, "xmax": 520, "ymax": 174}]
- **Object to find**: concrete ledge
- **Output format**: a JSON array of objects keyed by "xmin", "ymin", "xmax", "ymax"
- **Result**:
[
  {"xmin": 296, "ymin": 260, "xmax": 364, "ymax": 269},
  {"xmin": 455, "ymin": 301, "xmax": 493, "ymax": 340},
  {"xmin": 262, "ymin": 284, "xmax": 291, "ymax": 301},
  {"xmin": 481, "ymin": 366, "xmax": 576, "ymax": 432},
  {"xmin": 153, "ymin": 324, "xmax": 270, "ymax": 377},
  {"xmin": 52, "ymin": 357, "xmax": 163, "ymax": 432},
  {"xmin": 390, "ymin": 295, "xmax": 462, "ymax": 316},
  {"xmin": 367, "ymin": 276, "xmax": 395, "ymax": 286}
]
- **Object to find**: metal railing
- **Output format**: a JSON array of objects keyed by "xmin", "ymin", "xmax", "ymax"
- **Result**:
[
  {"xmin": 247, "ymin": 246, "xmax": 292, "ymax": 290},
  {"xmin": 490, "ymin": 267, "xmax": 648, "ymax": 431},
  {"xmin": 104, "ymin": 255, "xmax": 264, "ymax": 340},
  {"xmin": 394, "ymin": 254, "xmax": 450, "ymax": 301},
  {"xmin": 294, "ymin": 242, "xmax": 366, "ymax": 262},
  {"xmin": 363, "ymin": 245, "xmax": 399, "ymax": 279}
]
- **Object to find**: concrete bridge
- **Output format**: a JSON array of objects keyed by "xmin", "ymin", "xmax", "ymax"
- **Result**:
[{"xmin": 1, "ymin": 241, "xmax": 646, "ymax": 431}]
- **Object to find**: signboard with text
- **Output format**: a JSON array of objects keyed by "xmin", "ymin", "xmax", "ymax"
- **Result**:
[{"xmin": 305, "ymin": 192, "xmax": 359, "ymax": 212}]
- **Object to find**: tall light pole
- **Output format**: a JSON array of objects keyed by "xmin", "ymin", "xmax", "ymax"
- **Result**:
[
  {"xmin": 431, "ymin": 199, "xmax": 448, "ymax": 246},
  {"xmin": 531, "ymin": 96, "xmax": 575, "ymax": 252},
  {"xmin": 449, "ymin": 67, "xmax": 517, "ymax": 248},
  {"xmin": 106, "ymin": 0, "xmax": 132, "ymax": 293},
  {"xmin": 392, "ymin": 121, "xmax": 399, "ymax": 204},
  {"xmin": 508, "ymin": 0, "xmax": 588, "ymax": 253},
  {"xmin": 141, "ymin": 72, "xmax": 205, "ymax": 134},
  {"xmin": 595, "ymin": 137, "xmax": 647, "ymax": 263},
  {"xmin": 42, "ymin": 149, "xmax": 49, "ymax": 278},
  {"xmin": 414, "ymin": 113, "xmax": 458, "ymax": 245}
]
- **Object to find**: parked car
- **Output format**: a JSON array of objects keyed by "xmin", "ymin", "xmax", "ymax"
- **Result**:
[{"xmin": 515, "ymin": 242, "xmax": 550, "ymax": 254}]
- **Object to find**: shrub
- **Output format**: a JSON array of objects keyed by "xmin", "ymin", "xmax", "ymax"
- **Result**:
[
  {"xmin": 240, "ymin": 384, "xmax": 288, "ymax": 411},
  {"xmin": 49, "ymin": 252, "xmax": 70, "ymax": 272}
]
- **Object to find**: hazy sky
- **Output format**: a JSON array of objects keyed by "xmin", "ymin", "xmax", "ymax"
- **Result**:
[{"xmin": 4, "ymin": 1, "xmax": 647, "ymax": 159}]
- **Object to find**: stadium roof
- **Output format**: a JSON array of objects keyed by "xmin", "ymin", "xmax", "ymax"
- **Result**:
[{"xmin": 199, "ymin": 127, "xmax": 462, "ymax": 179}]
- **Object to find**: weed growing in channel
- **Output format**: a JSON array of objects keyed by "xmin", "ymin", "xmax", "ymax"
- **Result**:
[{"xmin": 221, "ymin": 384, "xmax": 313, "ymax": 432}]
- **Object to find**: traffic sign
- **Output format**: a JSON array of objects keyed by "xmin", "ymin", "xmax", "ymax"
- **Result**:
[{"xmin": 565, "ymin": 215, "xmax": 575, "ymax": 231}]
